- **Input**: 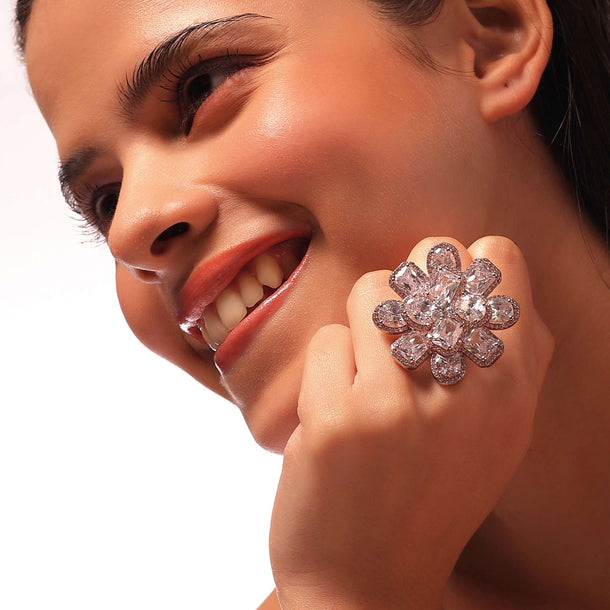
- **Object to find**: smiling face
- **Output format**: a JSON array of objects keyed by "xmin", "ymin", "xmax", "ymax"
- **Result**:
[{"xmin": 25, "ymin": 0, "xmax": 501, "ymax": 451}]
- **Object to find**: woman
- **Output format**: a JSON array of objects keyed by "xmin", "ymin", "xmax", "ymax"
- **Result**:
[{"xmin": 15, "ymin": 0, "xmax": 609, "ymax": 607}]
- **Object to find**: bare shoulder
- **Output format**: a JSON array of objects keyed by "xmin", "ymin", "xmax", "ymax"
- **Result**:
[{"xmin": 257, "ymin": 589, "xmax": 281, "ymax": 610}]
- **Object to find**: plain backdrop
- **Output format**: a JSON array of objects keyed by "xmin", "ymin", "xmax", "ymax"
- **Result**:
[{"xmin": 0, "ymin": 5, "xmax": 282, "ymax": 609}]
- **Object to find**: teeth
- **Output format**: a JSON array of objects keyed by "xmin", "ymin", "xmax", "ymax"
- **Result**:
[
  {"xmin": 279, "ymin": 250, "xmax": 299, "ymax": 279},
  {"xmin": 197, "ymin": 242, "xmax": 305, "ymax": 350},
  {"xmin": 199, "ymin": 320, "xmax": 215, "ymax": 348},
  {"xmin": 202, "ymin": 308, "xmax": 229, "ymax": 347},
  {"xmin": 236, "ymin": 271, "xmax": 264, "ymax": 307},
  {"xmin": 254, "ymin": 253, "xmax": 283, "ymax": 289},
  {"xmin": 216, "ymin": 287, "xmax": 248, "ymax": 331}
]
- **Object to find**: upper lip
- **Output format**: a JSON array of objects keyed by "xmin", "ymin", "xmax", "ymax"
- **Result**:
[{"xmin": 175, "ymin": 229, "xmax": 310, "ymax": 331}]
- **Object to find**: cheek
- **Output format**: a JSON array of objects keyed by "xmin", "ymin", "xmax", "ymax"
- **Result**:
[
  {"xmin": 115, "ymin": 264, "xmax": 176, "ymax": 356},
  {"xmin": 115, "ymin": 264, "xmax": 229, "ymax": 399},
  {"xmin": 207, "ymin": 57, "xmax": 477, "ymax": 265}
]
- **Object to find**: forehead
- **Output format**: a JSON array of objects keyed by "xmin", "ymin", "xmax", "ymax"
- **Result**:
[{"xmin": 25, "ymin": 0, "xmax": 293, "ymax": 138}]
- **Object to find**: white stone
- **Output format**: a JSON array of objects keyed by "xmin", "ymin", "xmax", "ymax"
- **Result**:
[
  {"xmin": 430, "ymin": 353, "xmax": 466, "ymax": 385},
  {"xmin": 390, "ymin": 262, "xmax": 428, "ymax": 299},
  {"xmin": 405, "ymin": 294, "xmax": 437, "ymax": 328},
  {"xmin": 427, "ymin": 243, "xmax": 461, "ymax": 275},
  {"xmin": 428, "ymin": 317, "xmax": 463, "ymax": 352},
  {"xmin": 463, "ymin": 258, "xmax": 501, "ymax": 296},
  {"xmin": 430, "ymin": 269, "xmax": 463, "ymax": 308},
  {"xmin": 455, "ymin": 294, "xmax": 487, "ymax": 324},
  {"xmin": 462, "ymin": 327, "xmax": 503, "ymax": 366},
  {"xmin": 373, "ymin": 300, "xmax": 409, "ymax": 331},
  {"xmin": 391, "ymin": 331, "xmax": 430, "ymax": 368},
  {"xmin": 487, "ymin": 295, "xmax": 518, "ymax": 328}
]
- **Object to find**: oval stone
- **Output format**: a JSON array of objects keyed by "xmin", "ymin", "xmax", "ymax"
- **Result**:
[{"xmin": 487, "ymin": 295, "xmax": 520, "ymax": 329}]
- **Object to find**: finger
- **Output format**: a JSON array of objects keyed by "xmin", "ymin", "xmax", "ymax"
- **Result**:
[
  {"xmin": 346, "ymin": 269, "xmax": 409, "ymax": 390},
  {"xmin": 347, "ymin": 237, "xmax": 474, "ymax": 391},
  {"xmin": 407, "ymin": 236, "xmax": 473, "ymax": 277},
  {"xmin": 402, "ymin": 237, "xmax": 474, "ymax": 389},
  {"xmin": 297, "ymin": 324, "xmax": 356, "ymax": 430},
  {"xmin": 466, "ymin": 236, "xmax": 540, "ymax": 386}
]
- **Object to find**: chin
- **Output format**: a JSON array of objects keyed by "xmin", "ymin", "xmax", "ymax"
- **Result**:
[{"xmin": 234, "ymin": 376, "xmax": 302, "ymax": 455}]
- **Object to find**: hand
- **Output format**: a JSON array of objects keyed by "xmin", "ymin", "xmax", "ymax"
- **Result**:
[{"xmin": 269, "ymin": 236, "xmax": 554, "ymax": 610}]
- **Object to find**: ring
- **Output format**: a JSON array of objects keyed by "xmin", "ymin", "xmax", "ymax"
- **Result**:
[{"xmin": 372, "ymin": 242, "xmax": 520, "ymax": 385}]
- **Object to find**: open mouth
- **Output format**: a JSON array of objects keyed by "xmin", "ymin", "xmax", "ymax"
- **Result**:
[{"xmin": 197, "ymin": 236, "xmax": 309, "ymax": 350}]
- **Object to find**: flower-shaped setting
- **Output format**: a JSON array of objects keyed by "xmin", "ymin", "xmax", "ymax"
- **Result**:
[{"xmin": 372, "ymin": 243, "xmax": 520, "ymax": 385}]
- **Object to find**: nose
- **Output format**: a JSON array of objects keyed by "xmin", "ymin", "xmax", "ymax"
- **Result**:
[{"xmin": 107, "ymin": 150, "xmax": 218, "ymax": 284}]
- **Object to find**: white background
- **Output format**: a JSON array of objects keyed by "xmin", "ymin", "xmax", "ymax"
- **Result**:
[{"xmin": 0, "ymin": 5, "xmax": 282, "ymax": 609}]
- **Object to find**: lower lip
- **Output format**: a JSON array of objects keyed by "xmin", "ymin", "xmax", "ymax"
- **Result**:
[{"xmin": 212, "ymin": 245, "xmax": 311, "ymax": 371}]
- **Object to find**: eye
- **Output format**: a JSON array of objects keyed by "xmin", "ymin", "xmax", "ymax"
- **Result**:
[
  {"xmin": 183, "ymin": 71, "xmax": 230, "ymax": 113},
  {"xmin": 175, "ymin": 53, "xmax": 259, "ymax": 134},
  {"xmin": 87, "ymin": 184, "xmax": 120, "ymax": 235}
]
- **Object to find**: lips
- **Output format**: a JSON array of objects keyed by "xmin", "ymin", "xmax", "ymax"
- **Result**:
[{"xmin": 176, "ymin": 230, "xmax": 310, "ymax": 360}]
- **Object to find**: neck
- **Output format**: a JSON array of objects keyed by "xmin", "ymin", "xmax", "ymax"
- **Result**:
[{"xmin": 455, "ymin": 111, "xmax": 610, "ymax": 608}]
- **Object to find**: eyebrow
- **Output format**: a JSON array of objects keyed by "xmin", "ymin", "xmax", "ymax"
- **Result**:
[
  {"xmin": 57, "ymin": 13, "xmax": 272, "ymax": 208},
  {"xmin": 116, "ymin": 12, "xmax": 272, "ymax": 121}
]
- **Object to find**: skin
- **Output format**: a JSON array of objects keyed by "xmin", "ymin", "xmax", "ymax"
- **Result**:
[{"xmin": 25, "ymin": 0, "xmax": 609, "ymax": 607}]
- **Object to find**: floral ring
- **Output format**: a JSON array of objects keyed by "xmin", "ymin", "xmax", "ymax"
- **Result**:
[{"xmin": 372, "ymin": 242, "xmax": 520, "ymax": 385}]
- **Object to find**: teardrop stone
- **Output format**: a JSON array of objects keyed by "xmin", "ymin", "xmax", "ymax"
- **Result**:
[
  {"xmin": 372, "ymin": 300, "xmax": 410, "ymax": 333},
  {"xmin": 427, "ymin": 242, "xmax": 461, "ymax": 275}
]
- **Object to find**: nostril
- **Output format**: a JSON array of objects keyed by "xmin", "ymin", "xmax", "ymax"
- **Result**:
[{"xmin": 151, "ymin": 222, "xmax": 190, "ymax": 255}]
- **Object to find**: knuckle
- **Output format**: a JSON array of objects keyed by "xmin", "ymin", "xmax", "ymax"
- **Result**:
[
  {"xmin": 413, "ymin": 236, "xmax": 463, "ymax": 253},
  {"xmin": 347, "ymin": 270, "xmax": 392, "ymax": 308},
  {"xmin": 470, "ymin": 235, "xmax": 525, "ymax": 269},
  {"xmin": 306, "ymin": 414, "xmax": 354, "ymax": 460},
  {"xmin": 308, "ymin": 323, "xmax": 347, "ymax": 351},
  {"xmin": 541, "ymin": 322, "xmax": 556, "ymax": 363},
  {"xmin": 353, "ymin": 270, "xmax": 391, "ymax": 293}
]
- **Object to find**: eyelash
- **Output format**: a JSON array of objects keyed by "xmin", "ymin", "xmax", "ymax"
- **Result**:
[
  {"xmin": 72, "ymin": 182, "xmax": 120, "ymax": 241},
  {"xmin": 166, "ymin": 49, "xmax": 261, "ymax": 134},
  {"xmin": 74, "ymin": 50, "xmax": 264, "ymax": 239}
]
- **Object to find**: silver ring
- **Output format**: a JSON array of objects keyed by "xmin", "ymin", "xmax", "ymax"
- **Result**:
[{"xmin": 372, "ymin": 242, "xmax": 520, "ymax": 385}]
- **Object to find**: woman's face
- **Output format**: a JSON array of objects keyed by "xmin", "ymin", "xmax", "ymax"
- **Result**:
[{"xmin": 26, "ymin": 0, "xmax": 492, "ymax": 451}]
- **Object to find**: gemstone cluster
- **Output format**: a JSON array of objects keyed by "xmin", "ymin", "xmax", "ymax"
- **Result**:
[{"xmin": 372, "ymin": 243, "xmax": 520, "ymax": 385}]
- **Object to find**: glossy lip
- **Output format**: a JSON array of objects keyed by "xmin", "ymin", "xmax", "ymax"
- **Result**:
[
  {"xmin": 213, "ymin": 242, "xmax": 311, "ymax": 371},
  {"xmin": 176, "ymin": 228, "xmax": 310, "ymax": 333}
]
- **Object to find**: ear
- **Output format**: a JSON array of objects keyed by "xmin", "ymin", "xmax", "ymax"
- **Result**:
[{"xmin": 462, "ymin": 0, "xmax": 553, "ymax": 123}]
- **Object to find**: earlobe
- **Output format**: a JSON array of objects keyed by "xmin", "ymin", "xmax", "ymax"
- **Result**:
[{"xmin": 464, "ymin": 0, "xmax": 553, "ymax": 123}]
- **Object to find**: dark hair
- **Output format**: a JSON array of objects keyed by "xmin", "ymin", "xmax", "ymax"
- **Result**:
[{"xmin": 14, "ymin": 0, "xmax": 609, "ymax": 244}]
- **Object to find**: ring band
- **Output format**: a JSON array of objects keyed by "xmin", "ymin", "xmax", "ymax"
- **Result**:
[{"xmin": 372, "ymin": 242, "xmax": 520, "ymax": 385}]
